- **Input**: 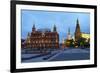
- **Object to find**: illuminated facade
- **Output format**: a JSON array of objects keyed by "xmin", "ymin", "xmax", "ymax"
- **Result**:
[
  {"xmin": 81, "ymin": 33, "xmax": 90, "ymax": 42},
  {"xmin": 23, "ymin": 24, "xmax": 59, "ymax": 49},
  {"xmin": 81, "ymin": 33, "xmax": 90, "ymax": 39}
]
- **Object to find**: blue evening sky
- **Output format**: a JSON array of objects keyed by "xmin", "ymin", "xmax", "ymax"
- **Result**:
[{"xmin": 21, "ymin": 10, "xmax": 90, "ymax": 43}]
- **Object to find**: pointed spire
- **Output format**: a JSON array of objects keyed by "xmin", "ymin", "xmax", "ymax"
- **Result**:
[
  {"xmin": 77, "ymin": 18, "xmax": 79, "ymax": 24},
  {"xmin": 76, "ymin": 19, "xmax": 81, "ymax": 32},
  {"xmin": 53, "ymin": 24, "xmax": 57, "ymax": 32},
  {"xmin": 68, "ymin": 28, "xmax": 70, "ymax": 35},
  {"xmin": 67, "ymin": 27, "xmax": 71, "ymax": 40},
  {"xmin": 75, "ymin": 18, "xmax": 81, "ymax": 41},
  {"xmin": 76, "ymin": 19, "xmax": 80, "ymax": 28},
  {"xmin": 33, "ymin": 24, "xmax": 35, "ymax": 28},
  {"xmin": 26, "ymin": 32, "xmax": 30, "ymax": 44},
  {"xmin": 32, "ymin": 24, "xmax": 35, "ymax": 29},
  {"xmin": 27, "ymin": 32, "xmax": 30, "ymax": 37},
  {"xmin": 32, "ymin": 23, "xmax": 36, "ymax": 31}
]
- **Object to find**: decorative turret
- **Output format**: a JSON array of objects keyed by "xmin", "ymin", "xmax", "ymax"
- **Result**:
[{"xmin": 26, "ymin": 32, "xmax": 31, "ymax": 44}]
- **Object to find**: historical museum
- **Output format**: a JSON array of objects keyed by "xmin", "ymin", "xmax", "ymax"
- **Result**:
[{"xmin": 22, "ymin": 24, "xmax": 59, "ymax": 49}]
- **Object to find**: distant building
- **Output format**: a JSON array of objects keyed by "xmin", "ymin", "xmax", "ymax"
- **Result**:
[
  {"xmin": 64, "ymin": 28, "xmax": 74, "ymax": 47},
  {"xmin": 23, "ymin": 24, "xmax": 59, "ymax": 49},
  {"xmin": 61, "ymin": 19, "xmax": 90, "ymax": 48},
  {"xmin": 74, "ymin": 19, "xmax": 90, "ymax": 41},
  {"xmin": 74, "ymin": 19, "xmax": 90, "ymax": 48}
]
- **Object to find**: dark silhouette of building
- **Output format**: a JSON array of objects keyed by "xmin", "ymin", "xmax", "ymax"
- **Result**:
[
  {"xmin": 75, "ymin": 19, "xmax": 82, "ymax": 41},
  {"xmin": 23, "ymin": 24, "xmax": 59, "ymax": 49}
]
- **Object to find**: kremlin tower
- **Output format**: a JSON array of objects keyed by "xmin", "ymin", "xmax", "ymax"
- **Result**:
[{"xmin": 75, "ymin": 19, "xmax": 82, "ymax": 41}]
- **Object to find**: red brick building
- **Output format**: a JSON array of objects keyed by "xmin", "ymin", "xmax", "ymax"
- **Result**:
[{"xmin": 22, "ymin": 24, "xmax": 59, "ymax": 49}]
